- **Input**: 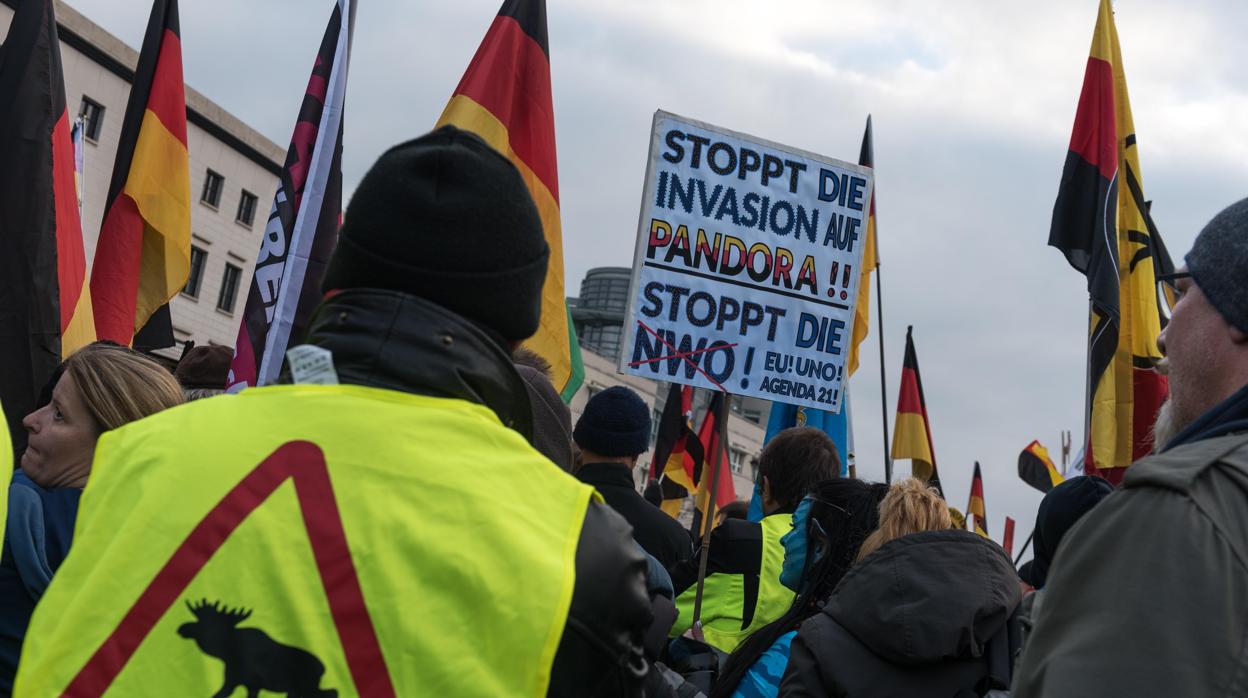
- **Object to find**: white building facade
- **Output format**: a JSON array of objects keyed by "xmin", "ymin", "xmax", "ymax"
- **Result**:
[{"xmin": 0, "ymin": 0, "xmax": 284, "ymax": 354}]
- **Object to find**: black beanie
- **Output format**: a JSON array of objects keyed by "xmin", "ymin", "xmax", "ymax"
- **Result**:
[
  {"xmin": 1030, "ymin": 475, "xmax": 1114, "ymax": 588},
  {"xmin": 323, "ymin": 125, "xmax": 549, "ymax": 340},
  {"xmin": 573, "ymin": 386, "xmax": 652, "ymax": 457}
]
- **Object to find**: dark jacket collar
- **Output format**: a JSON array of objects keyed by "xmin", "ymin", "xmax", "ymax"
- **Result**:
[
  {"xmin": 576, "ymin": 462, "xmax": 637, "ymax": 490},
  {"xmin": 1163, "ymin": 382, "xmax": 1248, "ymax": 452},
  {"xmin": 295, "ymin": 289, "xmax": 533, "ymax": 440}
]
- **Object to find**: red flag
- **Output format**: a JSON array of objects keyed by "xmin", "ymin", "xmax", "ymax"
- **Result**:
[
  {"xmin": 228, "ymin": 0, "xmax": 354, "ymax": 390},
  {"xmin": 0, "ymin": 0, "xmax": 94, "ymax": 448},
  {"xmin": 1003, "ymin": 516, "xmax": 1016, "ymax": 558}
]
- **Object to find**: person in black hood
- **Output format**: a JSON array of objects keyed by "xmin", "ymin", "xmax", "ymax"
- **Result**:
[
  {"xmin": 779, "ymin": 479, "xmax": 1021, "ymax": 697},
  {"xmin": 1028, "ymin": 476, "xmax": 1113, "ymax": 590},
  {"xmin": 1015, "ymin": 476, "xmax": 1113, "ymax": 656}
]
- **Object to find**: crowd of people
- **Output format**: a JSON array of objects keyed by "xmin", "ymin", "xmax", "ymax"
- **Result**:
[{"xmin": 2, "ymin": 125, "xmax": 1247, "ymax": 696}]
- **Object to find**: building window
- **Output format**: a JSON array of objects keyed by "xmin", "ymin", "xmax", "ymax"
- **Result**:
[
  {"xmin": 236, "ymin": 190, "xmax": 258, "ymax": 227},
  {"xmin": 730, "ymin": 448, "xmax": 746, "ymax": 474},
  {"xmin": 78, "ymin": 97, "xmax": 104, "ymax": 141},
  {"xmin": 183, "ymin": 245, "xmax": 207, "ymax": 298},
  {"xmin": 201, "ymin": 169, "xmax": 224, "ymax": 208},
  {"xmin": 216, "ymin": 262, "xmax": 242, "ymax": 313}
]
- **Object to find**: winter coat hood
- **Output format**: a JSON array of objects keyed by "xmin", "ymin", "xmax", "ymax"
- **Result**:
[{"xmin": 822, "ymin": 529, "xmax": 1020, "ymax": 666}]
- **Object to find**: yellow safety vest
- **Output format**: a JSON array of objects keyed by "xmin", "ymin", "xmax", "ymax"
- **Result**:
[
  {"xmin": 1, "ymin": 403, "xmax": 10, "ymax": 545},
  {"xmin": 15, "ymin": 384, "xmax": 594, "ymax": 697},
  {"xmin": 672, "ymin": 513, "xmax": 795, "ymax": 652}
]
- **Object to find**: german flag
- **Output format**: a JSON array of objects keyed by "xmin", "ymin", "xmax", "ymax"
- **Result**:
[
  {"xmin": 1018, "ymin": 440, "xmax": 1064, "ymax": 493},
  {"xmin": 891, "ymin": 326, "xmax": 942, "ymax": 495},
  {"xmin": 437, "ymin": 0, "xmax": 584, "ymax": 401},
  {"xmin": 845, "ymin": 115, "xmax": 878, "ymax": 377},
  {"xmin": 967, "ymin": 462, "xmax": 988, "ymax": 537},
  {"xmin": 649, "ymin": 383, "xmax": 702, "ymax": 517},
  {"xmin": 1050, "ymin": 0, "xmax": 1170, "ymax": 484},
  {"xmin": 691, "ymin": 392, "xmax": 737, "ymax": 536},
  {"xmin": 89, "ymin": 0, "xmax": 189, "ymax": 346},
  {"xmin": 0, "ymin": 0, "xmax": 95, "ymax": 449}
]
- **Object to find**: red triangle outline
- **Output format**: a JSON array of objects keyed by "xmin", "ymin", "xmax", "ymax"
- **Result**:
[{"xmin": 62, "ymin": 441, "xmax": 396, "ymax": 697}]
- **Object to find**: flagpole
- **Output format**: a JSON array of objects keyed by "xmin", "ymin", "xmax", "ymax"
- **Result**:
[
  {"xmin": 1015, "ymin": 531, "xmax": 1035, "ymax": 567},
  {"xmin": 691, "ymin": 391, "xmax": 730, "ymax": 628},
  {"xmin": 876, "ymin": 256, "xmax": 892, "ymax": 483}
]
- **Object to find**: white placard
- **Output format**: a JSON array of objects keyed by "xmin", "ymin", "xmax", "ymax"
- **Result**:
[{"xmin": 619, "ymin": 111, "xmax": 873, "ymax": 413}]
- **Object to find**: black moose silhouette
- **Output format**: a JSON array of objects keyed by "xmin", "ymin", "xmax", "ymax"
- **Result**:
[{"xmin": 178, "ymin": 598, "xmax": 337, "ymax": 698}]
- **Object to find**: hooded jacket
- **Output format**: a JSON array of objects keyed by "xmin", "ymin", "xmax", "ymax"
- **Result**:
[{"xmin": 779, "ymin": 530, "xmax": 1021, "ymax": 697}]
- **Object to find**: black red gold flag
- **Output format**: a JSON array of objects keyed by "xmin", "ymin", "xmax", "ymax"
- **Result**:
[
  {"xmin": 690, "ymin": 393, "xmax": 736, "ymax": 535},
  {"xmin": 437, "ymin": 0, "xmax": 584, "ymax": 400},
  {"xmin": 1050, "ymin": 0, "xmax": 1171, "ymax": 483},
  {"xmin": 89, "ymin": 0, "xmax": 189, "ymax": 346},
  {"xmin": 1018, "ymin": 440, "xmax": 1064, "ymax": 494},
  {"xmin": 0, "ymin": 0, "xmax": 94, "ymax": 449},
  {"xmin": 649, "ymin": 383, "xmax": 702, "ymax": 517},
  {"xmin": 891, "ymin": 326, "xmax": 942, "ymax": 495},
  {"xmin": 845, "ymin": 116, "xmax": 879, "ymax": 376},
  {"xmin": 968, "ymin": 462, "xmax": 988, "ymax": 537}
]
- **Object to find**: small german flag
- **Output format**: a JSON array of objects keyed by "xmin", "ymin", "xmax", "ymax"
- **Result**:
[
  {"xmin": 891, "ymin": 326, "xmax": 942, "ymax": 495},
  {"xmin": 0, "ymin": 0, "xmax": 95, "ymax": 449},
  {"xmin": 968, "ymin": 462, "xmax": 988, "ymax": 537},
  {"xmin": 1018, "ymin": 440, "xmax": 1064, "ymax": 493},
  {"xmin": 691, "ymin": 392, "xmax": 736, "ymax": 536},
  {"xmin": 1050, "ymin": 0, "xmax": 1171, "ymax": 483},
  {"xmin": 90, "ymin": 0, "xmax": 189, "ymax": 346},
  {"xmin": 437, "ymin": 0, "xmax": 584, "ymax": 401},
  {"xmin": 650, "ymin": 383, "xmax": 703, "ymax": 517}
]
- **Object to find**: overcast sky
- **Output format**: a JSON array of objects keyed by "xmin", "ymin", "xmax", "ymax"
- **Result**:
[{"xmin": 67, "ymin": 0, "xmax": 1248, "ymax": 556}]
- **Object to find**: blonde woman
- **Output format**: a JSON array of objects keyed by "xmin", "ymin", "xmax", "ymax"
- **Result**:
[
  {"xmin": 1, "ymin": 344, "xmax": 183, "ymax": 691},
  {"xmin": 779, "ymin": 479, "xmax": 1021, "ymax": 697}
]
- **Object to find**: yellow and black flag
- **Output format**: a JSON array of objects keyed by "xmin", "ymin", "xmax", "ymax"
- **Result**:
[
  {"xmin": 967, "ymin": 462, "xmax": 988, "ymax": 537},
  {"xmin": 1050, "ymin": 0, "xmax": 1173, "ymax": 484},
  {"xmin": 1018, "ymin": 440, "xmax": 1064, "ymax": 493},
  {"xmin": 90, "ymin": 0, "xmax": 189, "ymax": 346},
  {"xmin": 438, "ymin": 0, "xmax": 584, "ymax": 400},
  {"xmin": 891, "ymin": 326, "xmax": 942, "ymax": 495}
]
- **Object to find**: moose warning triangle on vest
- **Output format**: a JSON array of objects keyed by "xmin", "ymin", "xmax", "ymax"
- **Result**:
[{"xmin": 51, "ymin": 441, "xmax": 394, "ymax": 698}]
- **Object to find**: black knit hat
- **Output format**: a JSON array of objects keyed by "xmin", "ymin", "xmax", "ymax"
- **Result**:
[
  {"xmin": 573, "ymin": 386, "xmax": 652, "ymax": 457},
  {"xmin": 323, "ymin": 125, "xmax": 550, "ymax": 340},
  {"xmin": 1186, "ymin": 197, "xmax": 1248, "ymax": 334}
]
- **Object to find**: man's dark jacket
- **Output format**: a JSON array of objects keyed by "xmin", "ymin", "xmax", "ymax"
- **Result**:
[
  {"xmin": 302, "ymin": 290, "xmax": 652, "ymax": 697},
  {"xmin": 576, "ymin": 462, "xmax": 692, "ymax": 571},
  {"xmin": 780, "ymin": 530, "xmax": 1021, "ymax": 697},
  {"xmin": 1014, "ymin": 384, "xmax": 1248, "ymax": 697}
]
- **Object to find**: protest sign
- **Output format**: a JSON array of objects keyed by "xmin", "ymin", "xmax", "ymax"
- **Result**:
[{"xmin": 619, "ymin": 111, "xmax": 873, "ymax": 413}]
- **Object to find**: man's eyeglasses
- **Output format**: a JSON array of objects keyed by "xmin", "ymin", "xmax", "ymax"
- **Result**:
[{"xmin": 1156, "ymin": 271, "xmax": 1191, "ymax": 322}]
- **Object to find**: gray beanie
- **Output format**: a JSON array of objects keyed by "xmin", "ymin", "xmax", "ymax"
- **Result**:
[{"xmin": 1186, "ymin": 197, "xmax": 1248, "ymax": 334}]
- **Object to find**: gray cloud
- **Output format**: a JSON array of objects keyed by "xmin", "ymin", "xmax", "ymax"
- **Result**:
[{"xmin": 65, "ymin": 0, "xmax": 1248, "ymax": 556}]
